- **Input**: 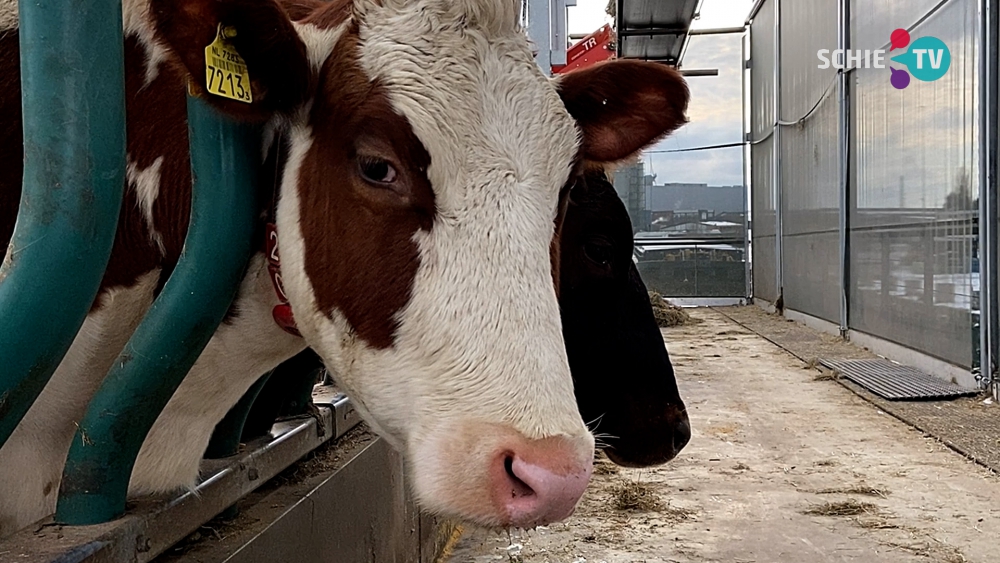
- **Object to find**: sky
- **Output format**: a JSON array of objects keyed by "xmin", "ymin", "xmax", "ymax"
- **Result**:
[{"xmin": 566, "ymin": 0, "xmax": 754, "ymax": 187}]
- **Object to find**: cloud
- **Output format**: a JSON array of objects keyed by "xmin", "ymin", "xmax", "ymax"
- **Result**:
[
  {"xmin": 645, "ymin": 147, "xmax": 745, "ymax": 187},
  {"xmin": 642, "ymin": 34, "xmax": 745, "ymax": 186},
  {"xmin": 567, "ymin": 0, "xmax": 612, "ymax": 34},
  {"xmin": 563, "ymin": 0, "xmax": 753, "ymax": 188}
]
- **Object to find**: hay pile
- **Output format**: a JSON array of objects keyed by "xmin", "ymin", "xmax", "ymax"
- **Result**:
[
  {"xmin": 802, "ymin": 499, "xmax": 880, "ymax": 517},
  {"xmin": 609, "ymin": 480, "xmax": 663, "ymax": 512},
  {"xmin": 648, "ymin": 291, "xmax": 698, "ymax": 327}
]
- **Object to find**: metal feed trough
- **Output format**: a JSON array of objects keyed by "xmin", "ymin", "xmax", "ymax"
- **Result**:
[{"xmin": 0, "ymin": 2, "xmax": 455, "ymax": 561}]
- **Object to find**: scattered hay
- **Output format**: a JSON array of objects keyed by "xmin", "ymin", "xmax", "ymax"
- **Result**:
[
  {"xmin": 803, "ymin": 499, "xmax": 881, "ymax": 517},
  {"xmin": 594, "ymin": 450, "xmax": 619, "ymax": 476},
  {"xmin": 648, "ymin": 292, "xmax": 701, "ymax": 327},
  {"xmin": 595, "ymin": 463, "xmax": 619, "ymax": 476},
  {"xmin": 813, "ymin": 368, "xmax": 841, "ymax": 381},
  {"xmin": 705, "ymin": 423, "xmax": 740, "ymax": 438},
  {"xmin": 660, "ymin": 503, "xmax": 697, "ymax": 524},
  {"xmin": 432, "ymin": 524, "xmax": 464, "ymax": 563},
  {"xmin": 610, "ymin": 480, "xmax": 664, "ymax": 512},
  {"xmin": 814, "ymin": 484, "xmax": 890, "ymax": 498},
  {"xmin": 271, "ymin": 424, "xmax": 373, "ymax": 487},
  {"xmin": 939, "ymin": 549, "xmax": 969, "ymax": 563},
  {"xmin": 608, "ymin": 482, "xmax": 696, "ymax": 522},
  {"xmin": 854, "ymin": 516, "xmax": 898, "ymax": 530}
]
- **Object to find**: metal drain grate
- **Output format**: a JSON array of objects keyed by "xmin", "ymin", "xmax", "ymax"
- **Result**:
[{"xmin": 818, "ymin": 358, "xmax": 978, "ymax": 401}]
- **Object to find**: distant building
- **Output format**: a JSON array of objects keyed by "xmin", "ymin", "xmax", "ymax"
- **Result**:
[
  {"xmin": 649, "ymin": 183, "xmax": 744, "ymax": 214},
  {"xmin": 612, "ymin": 161, "xmax": 654, "ymax": 233},
  {"xmin": 612, "ymin": 165, "xmax": 747, "ymax": 236}
]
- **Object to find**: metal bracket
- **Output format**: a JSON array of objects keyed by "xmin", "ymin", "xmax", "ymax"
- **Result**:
[{"xmin": 312, "ymin": 385, "xmax": 362, "ymax": 442}]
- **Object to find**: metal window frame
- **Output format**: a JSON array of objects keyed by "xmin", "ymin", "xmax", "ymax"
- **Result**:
[
  {"xmin": 978, "ymin": 0, "xmax": 998, "ymax": 395},
  {"xmin": 773, "ymin": 0, "xmax": 784, "ymax": 304},
  {"xmin": 838, "ymin": 0, "xmax": 851, "ymax": 337}
]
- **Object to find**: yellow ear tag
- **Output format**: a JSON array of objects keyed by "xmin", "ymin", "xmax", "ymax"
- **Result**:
[{"xmin": 204, "ymin": 24, "xmax": 253, "ymax": 103}]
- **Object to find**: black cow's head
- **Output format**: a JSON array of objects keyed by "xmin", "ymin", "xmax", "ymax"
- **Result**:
[{"xmin": 558, "ymin": 169, "xmax": 690, "ymax": 467}]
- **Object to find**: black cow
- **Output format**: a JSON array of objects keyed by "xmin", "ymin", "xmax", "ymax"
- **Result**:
[
  {"xmin": 558, "ymin": 169, "xmax": 690, "ymax": 467},
  {"xmin": 230, "ymin": 170, "xmax": 690, "ymax": 468}
]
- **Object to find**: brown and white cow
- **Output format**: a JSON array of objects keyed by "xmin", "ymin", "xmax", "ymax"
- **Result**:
[{"xmin": 0, "ymin": 0, "xmax": 689, "ymax": 536}]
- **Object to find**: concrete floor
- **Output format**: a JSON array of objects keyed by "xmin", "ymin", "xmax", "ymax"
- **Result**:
[{"xmin": 445, "ymin": 308, "xmax": 1000, "ymax": 563}]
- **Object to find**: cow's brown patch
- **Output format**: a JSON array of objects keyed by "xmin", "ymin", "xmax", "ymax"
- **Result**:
[
  {"xmin": 280, "ymin": 0, "xmax": 328, "ymax": 21},
  {"xmin": 105, "ymin": 36, "xmax": 193, "ymax": 297},
  {"xmin": 301, "ymin": 0, "xmax": 353, "ymax": 28},
  {"xmin": 296, "ymin": 33, "xmax": 435, "ymax": 349}
]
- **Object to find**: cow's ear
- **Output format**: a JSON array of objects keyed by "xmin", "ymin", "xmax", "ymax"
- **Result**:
[
  {"xmin": 555, "ymin": 60, "xmax": 689, "ymax": 162},
  {"xmin": 150, "ymin": 0, "xmax": 312, "ymax": 121}
]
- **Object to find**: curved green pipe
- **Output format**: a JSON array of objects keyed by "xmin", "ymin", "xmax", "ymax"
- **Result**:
[
  {"xmin": 0, "ymin": 0, "xmax": 126, "ymax": 446},
  {"xmin": 56, "ymin": 94, "xmax": 261, "ymax": 525},
  {"xmin": 205, "ymin": 371, "xmax": 272, "ymax": 460}
]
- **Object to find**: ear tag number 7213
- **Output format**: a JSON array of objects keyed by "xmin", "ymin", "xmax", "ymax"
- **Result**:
[{"xmin": 204, "ymin": 24, "xmax": 253, "ymax": 103}]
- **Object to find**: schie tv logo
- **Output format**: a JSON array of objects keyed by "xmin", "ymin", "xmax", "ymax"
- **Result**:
[{"xmin": 817, "ymin": 28, "xmax": 950, "ymax": 89}]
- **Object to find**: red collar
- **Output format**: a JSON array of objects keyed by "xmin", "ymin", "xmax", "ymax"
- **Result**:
[
  {"xmin": 265, "ymin": 224, "xmax": 301, "ymax": 337},
  {"xmin": 265, "ymin": 136, "xmax": 301, "ymax": 337}
]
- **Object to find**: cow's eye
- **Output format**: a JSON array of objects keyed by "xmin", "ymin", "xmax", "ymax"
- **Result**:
[
  {"xmin": 358, "ymin": 156, "xmax": 398, "ymax": 184},
  {"xmin": 584, "ymin": 238, "xmax": 614, "ymax": 266}
]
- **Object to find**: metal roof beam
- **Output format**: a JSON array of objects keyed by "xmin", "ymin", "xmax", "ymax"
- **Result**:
[
  {"xmin": 689, "ymin": 26, "xmax": 746, "ymax": 35},
  {"xmin": 619, "ymin": 26, "xmax": 688, "ymax": 37}
]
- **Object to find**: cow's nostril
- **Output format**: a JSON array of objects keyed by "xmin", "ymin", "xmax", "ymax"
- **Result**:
[
  {"xmin": 503, "ymin": 454, "xmax": 534, "ymax": 498},
  {"xmin": 672, "ymin": 415, "xmax": 692, "ymax": 455},
  {"xmin": 489, "ymin": 439, "xmax": 593, "ymax": 527}
]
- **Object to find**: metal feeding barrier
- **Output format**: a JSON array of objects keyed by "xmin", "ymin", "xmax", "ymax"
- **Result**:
[
  {"xmin": 0, "ymin": 2, "xmax": 449, "ymax": 561},
  {"xmin": 0, "ymin": 0, "xmax": 127, "ymax": 448},
  {"xmin": 0, "ymin": 0, "xmax": 262, "ymax": 525}
]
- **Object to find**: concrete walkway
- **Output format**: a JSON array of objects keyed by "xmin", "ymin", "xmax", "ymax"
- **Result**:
[{"xmin": 445, "ymin": 309, "xmax": 1000, "ymax": 563}]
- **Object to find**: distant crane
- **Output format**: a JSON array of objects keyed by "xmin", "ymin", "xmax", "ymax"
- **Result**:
[{"xmin": 551, "ymin": 24, "xmax": 616, "ymax": 75}]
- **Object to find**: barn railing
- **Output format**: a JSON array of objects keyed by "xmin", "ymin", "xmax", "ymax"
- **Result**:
[
  {"xmin": 634, "ymin": 237, "xmax": 749, "ymax": 300},
  {"xmin": 56, "ymin": 93, "xmax": 262, "ymax": 526},
  {"xmin": 0, "ymin": 2, "xmax": 453, "ymax": 561},
  {"xmin": 0, "ymin": 0, "xmax": 127, "ymax": 447}
]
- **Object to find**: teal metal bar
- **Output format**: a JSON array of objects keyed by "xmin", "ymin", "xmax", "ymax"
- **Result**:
[
  {"xmin": 205, "ymin": 371, "xmax": 271, "ymax": 522},
  {"xmin": 205, "ymin": 372, "xmax": 272, "ymax": 460},
  {"xmin": 56, "ymin": 94, "xmax": 261, "ymax": 525},
  {"xmin": 0, "ymin": 0, "xmax": 126, "ymax": 446}
]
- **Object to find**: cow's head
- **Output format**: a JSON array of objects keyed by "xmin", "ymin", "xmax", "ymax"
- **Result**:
[
  {"xmin": 151, "ymin": 0, "xmax": 688, "ymax": 528},
  {"xmin": 558, "ymin": 170, "xmax": 690, "ymax": 467}
]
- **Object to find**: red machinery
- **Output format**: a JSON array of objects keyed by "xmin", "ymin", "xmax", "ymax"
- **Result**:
[{"xmin": 551, "ymin": 23, "xmax": 615, "ymax": 74}]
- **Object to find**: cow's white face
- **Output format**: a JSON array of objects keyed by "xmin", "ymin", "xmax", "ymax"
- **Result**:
[{"xmin": 153, "ymin": 0, "xmax": 689, "ymax": 529}]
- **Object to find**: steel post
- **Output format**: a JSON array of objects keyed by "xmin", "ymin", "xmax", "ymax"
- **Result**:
[
  {"xmin": 979, "ymin": 0, "xmax": 999, "ymax": 393},
  {"xmin": 838, "ymin": 0, "xmax": 851, "ymax": 338},
  {"xmin": 773, "ymin": 0, "xmax": 783, "ymax": 305}
]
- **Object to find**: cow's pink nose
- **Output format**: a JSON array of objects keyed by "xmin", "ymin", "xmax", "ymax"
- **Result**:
[{"xmin": 490, "ymin": 437, "xmax": 593, "ymax": 528}]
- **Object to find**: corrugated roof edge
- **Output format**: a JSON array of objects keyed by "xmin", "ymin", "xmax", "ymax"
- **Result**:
[
  {"xmin": 746, "ymin": 0, "xmax": 767, "ymax": 25},
  {"xmin": 616, "ymin": 0, "xmax": 703, "ymax": 66}
]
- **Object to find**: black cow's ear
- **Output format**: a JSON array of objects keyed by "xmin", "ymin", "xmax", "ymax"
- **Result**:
[
  {"xmin": 556, "ymin": 60, "xmax": 689, "ymax": 162},
  {"xmin": 150, "ymin": 0, "xmax": 312, "ymax": 122}
]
